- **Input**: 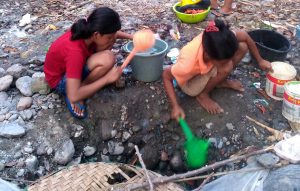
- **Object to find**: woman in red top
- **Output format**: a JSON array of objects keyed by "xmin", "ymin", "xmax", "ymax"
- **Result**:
[{"xmin": 44, "ymin": 7, "xmax": 132, "ymax": 119}]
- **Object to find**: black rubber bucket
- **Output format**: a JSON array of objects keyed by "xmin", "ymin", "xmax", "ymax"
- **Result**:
[{"xmin": 248, "ymin": 29, "xmax": 291, "ymax": 64}]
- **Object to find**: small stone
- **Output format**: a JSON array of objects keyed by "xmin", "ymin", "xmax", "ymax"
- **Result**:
[
  {"xmin": 0, "ymin": 67, "xmax": 5, "ymax": 77},
  {"xmin": 0, "ymin": 123, "xmax": 26, "ymax": 138},
  {"xmin": 0, "ymin": 75, "xmax": 13, "ymax": 91},
  {"xmin": 140, "ymin": 145, "xmax": 160, "ymax": 170},
  {"xmin": 83, "ymin": 146, "xmax": 96, "ymax": 157},
  {"xmin": 8, "ymin": 114, "xmax": 18, "ymax": 121},
  {"xmin": 122, "ymin": 131, "xmax": 131, "ymax": 142},
  {"xmin": 25, "ymin": 155, "xmax": 38, "ymax": 172},
  {"xmin": 36, "ymin": 144, "xmax": 47, "ymax": 155},
  {"xmin": 102, "ymin": 148, "xmax": 108, "ymax": 155},
  {"xmin": 0, "ymin": 115, "xmax": 5, "ymax": 122},
  {"xmin": 47, "ymin": 147, "xmax": 53, "ymax": 155},
  {"xmin": 17, "ymin": 169, "xmax": 25, "ymax": 177},
  {"xmin": 17, "ymin": 97, "xmax": 33, "ymax": 111},
  {"xmin": 226, "ymin": 123, "xmax": 235, "ymax": 131},
  {"xmin": 132, "ymin": 125, "xmax": 141, "ymax": 133},
  {"xmin": 206, "ymin": 122, "xmax": 213, "ymax": 129},
  {"xmin": 161, "ymin": 151, "xmax": 169, "ymax": 161},
  {"xmin": 23, "ymin": 143, "xmax": 34, "ymax": 154},
  {"xmin": 53, "ymin": 139, "xmax": 75, "ymax": 165},
  {"xmin": 256, "ymin": 153, "xmax": 279, "ymax": 168},
  {"xmin": 36, "ymin": 166, "xmax": 45, "ymax": 177},
  {"xmin": 108, "ymin": 141, "xmax": 124, "ymax": 155},
  {"xmin": 170, "ymin": 151, "xmax": 184, "ymax": 172},
  {"xmin": 14, "ymin": 151, "xmax": 22, "ymax": 159},
  {"xmin": 0, "ymin": 92, "xmax": 8, "ymax": 104},
  {"xmin": 111, "ymin": 130, "xmax": 117, "ymax": 138},
  {"xmin": 208, "ymin": 137, "xmax": 217, "ymax": 148},
  {"xmin": 0, "ymin": 162, "xmax": 5, "ymax": 171},
  {"xmin": 101, "ymin": 154, "xmax": 110, "ymax": 163},
  {"xmin": 5, "ymin": 113, "xmax": 11, "ymax": 120}
]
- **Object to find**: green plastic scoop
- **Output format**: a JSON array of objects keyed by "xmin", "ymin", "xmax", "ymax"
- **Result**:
[{"xmin": 179, "ymin": 117, "xmax": 209, "ymax": 169}]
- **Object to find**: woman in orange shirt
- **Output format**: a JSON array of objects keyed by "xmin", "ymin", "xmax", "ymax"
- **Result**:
[{"xmin": 163, "ymin": 19, "xmax": 272, "ymax": 120}]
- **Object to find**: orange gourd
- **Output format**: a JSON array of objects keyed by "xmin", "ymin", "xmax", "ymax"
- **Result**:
[{"xmin": 121, "ymin": 29, "xmax": 155, "ymax": 70}]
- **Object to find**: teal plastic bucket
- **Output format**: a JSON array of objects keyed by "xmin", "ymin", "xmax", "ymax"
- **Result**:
[{"xmin": 123, "ymin": 39, "xmax": 168, "ymax": 82}]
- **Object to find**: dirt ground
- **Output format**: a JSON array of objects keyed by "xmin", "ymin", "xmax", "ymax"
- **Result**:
[{"xmin": 0, "ymin": 0, "xmax": 299, "ymax": 189}]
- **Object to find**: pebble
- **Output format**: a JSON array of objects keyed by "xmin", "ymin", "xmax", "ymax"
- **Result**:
[
  {"xmin": 122, "ymin": 131, "xmax": 131, "ymax": 142},
  {"xmin": 7, "ymin": 64, "xmax": 25, "ymax": 78},
  {"xmin": 0, "ymin": 115, "xmax": 5, "ymax": 122},
  {"xmin": 0, "ymin": 123, "xmax": 26, "ymax": 138},
  {"xmin": 0, "ymin": 75, "xmax": 13, "ymax": 91},
  {"xmin": 47, "ymin": 147, "xmax": 53, "ymax": 155},
  {"xmin": 256, "ymin": 153, "xmax": 279, "ymax": 168},
  {"xmin": 132, "ymin": 125, "xmax": 142, "ymax": 133},
  {"xmin": 226, "ymin": 123, "xmax": 235, "ymax": 131},
  {"xmin": 101, "ymin": 154, "xmax": 110, "ymax": 163},
  {"xmin": 36, "ymin": 144, "xmax": 47, "ymax": 155},
  {"xmin": 17, "ymin": 169, "xmax": 25, "ymax": 177},
  {"xmin": 25, "ymin": 155, "xmax": 38, "ymax": 172},
  {"xmin": 14, "ymin": 151, "xmax": 22, "ymax": 159},
  {"xmin": 108, "ymin": 141, "xmax": 124, "ymax": 155},
  {"xmin": 17, "ymin": 97, "xmax": 33, "ymax": 111},
  {"xmin": 0, "ymin": 162, "xmax": 5, "ymax": 171},
  {"xmin": 23, "ymin": 142, "xmax": 34, "ymax": 154},
  {"xmin": 206, "ymin": 122, "xmax": 214, "ymax": 129},
  {"xmin": 83, "ymin": 146, "xmax": 96, "ymax": 157},
  {"xmin": 8, "ymin": 114, "xmax": 18, "ymax": 121},
  {"xmin": 170, "ymin": 151, "xmax": 184, "ymax": 172}
]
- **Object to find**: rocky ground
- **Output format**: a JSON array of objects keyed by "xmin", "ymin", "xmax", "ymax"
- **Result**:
[{"xmin": 0, "ymin": 0, "xmax": 299, "ymax": 189}]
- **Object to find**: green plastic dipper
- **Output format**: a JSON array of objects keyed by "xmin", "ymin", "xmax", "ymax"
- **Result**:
[{"xmin": 179, "ymin": 117, "xmax": 209, "ymax": 169}]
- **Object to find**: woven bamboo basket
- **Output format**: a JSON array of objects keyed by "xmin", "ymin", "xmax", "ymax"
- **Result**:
[{"xmin": 28, "ymin": 162, "xmax": 184, "ymax": 191}]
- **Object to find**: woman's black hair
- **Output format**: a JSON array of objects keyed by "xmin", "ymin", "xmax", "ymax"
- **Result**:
[
  {"xmin": 202, "ymin": 19, "xmax": 238, "ymax": 60},
  {"xmin": 71, "ymin": 7, "xmax": 121, "ymax": 40}
]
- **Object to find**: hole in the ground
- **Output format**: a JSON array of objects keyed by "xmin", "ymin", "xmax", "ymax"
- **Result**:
[{"xmin": 107, "ymin": 166, "xmax": 137, "ymax": 185}]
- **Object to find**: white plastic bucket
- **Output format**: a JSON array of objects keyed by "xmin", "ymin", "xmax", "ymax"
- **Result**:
[
  {"xmin": 265, "ymin": 62, "xmax": 297, "ymax": 100},
  {"xmin": 282, "ymin": 81, "xmax": 300, "ymax": 131}
]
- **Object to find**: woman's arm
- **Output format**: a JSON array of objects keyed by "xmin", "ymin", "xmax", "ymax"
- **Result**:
[
  {"xmin": 162, "ymin": 67, "xmax": 185, "ymax": 120},
  {"xmin": 67, "ymin": 66, "xmax": 122, "ymax": 103},
  {"xmin": 235, "ymin": 30, "xmax": 272, "ymax": 71},
  {"xmin": 116, "ymin": 31, "xmax": 133, "ymax": 40}
]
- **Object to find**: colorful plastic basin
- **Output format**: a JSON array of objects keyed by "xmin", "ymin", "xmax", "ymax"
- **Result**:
[{"xmin": 173, "ymin": 2, "xmax": 211, "ymax": 24}]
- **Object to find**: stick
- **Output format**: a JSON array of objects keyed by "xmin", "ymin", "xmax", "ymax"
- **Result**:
[
  {"xmin": 175, "ymin": 167, "xmax": 267, "ymax": 182},
  {"xmin": 134, "ymin": 145, "xmax": 154, "ymax": 191},
  {"xmin": 125, "ymin": 146, "xmax": 273, "ymax": 190},
  {"xmin": 67, "ymin": 0, "xmax": 94, "ymax": 11},
  {"xmin": 246, "ymin": 115, "xmax": 284, "ymax": 140},
  {"xmin": 192, "ymin": 172, "xmax": 214, "ymax": 191}
]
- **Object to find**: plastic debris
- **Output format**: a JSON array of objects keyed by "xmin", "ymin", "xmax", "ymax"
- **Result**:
[
  {"xmin": 274, "ymin": 134, "xmax": 300, "ymax": 163},
  {"xmin": 167, "ymin": 48, "xmax": 180, "ymax": 64},
  {"xmin": 19, "ymin": 13, "xmax": 31, "ymax": 27}
]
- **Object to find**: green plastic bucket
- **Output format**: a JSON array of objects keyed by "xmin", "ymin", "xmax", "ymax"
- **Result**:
[{"xmin": 123, "ymin": 39, "xmax": 168, "ymax": 82}]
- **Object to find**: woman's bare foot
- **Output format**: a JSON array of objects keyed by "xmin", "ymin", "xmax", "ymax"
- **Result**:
[
  {"xmin": 71, "ymin": 101, "xmax": 85, "ymax": 117},
  {"xmin": 218, "ymin": 79, "xmax": 245, "ymax": 92},
  {"xmin": 196, "ymin": 93, "xmax": 224, "ymax": 114}
]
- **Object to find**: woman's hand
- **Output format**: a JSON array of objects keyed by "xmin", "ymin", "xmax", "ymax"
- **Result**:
[
  {"xmin": 259, "ymin": 59, "xmax": 273, "ymax": 72},
  {"xmin": 105, "ymin": 66, "xmax": 123, "ymax": 84},
  {"xmin": 171, "ymin": 104, "xmax": 186, "ymax": 121}
]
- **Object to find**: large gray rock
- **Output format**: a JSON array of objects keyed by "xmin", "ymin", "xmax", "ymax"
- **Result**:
[
  {"xmin": 0, "ymin": 123, "xmax": 26, "ymax": 138},
  {"xmin": 16, "ymin": 76, "xmax": 33, "ymax": 96},
  {"xmin": 53, "ymin": 139, "xmax": 75, "ymax": 165},
  {"xmin": 0, "ymin": 75, "xmax": 13, "ymax": 91},
  {"xmin": 6, "ymin": 64, "xmax": 25, "ymax": 78}
]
